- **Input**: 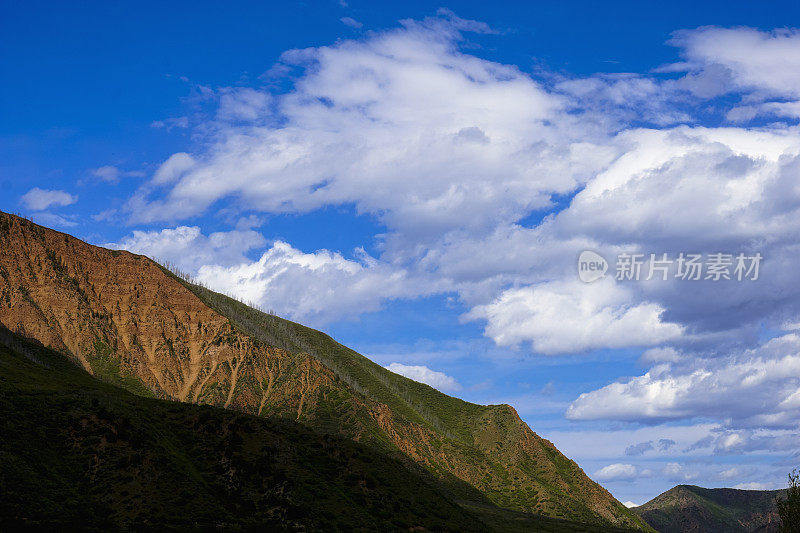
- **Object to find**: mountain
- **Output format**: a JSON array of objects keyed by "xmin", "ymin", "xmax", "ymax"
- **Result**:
[
  {"xmin": 0, "ymin": 211, "xmax": 649, "ymax": 530},
  {"xmin": 633, "ymin": 485, "xmax": 787, "ymax": 532}
]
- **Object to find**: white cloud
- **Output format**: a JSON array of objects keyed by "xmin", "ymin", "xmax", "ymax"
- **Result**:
[
  {"xmin": 467, "ymin": 279, "xmax": 682, "ymax": 355},
  {"xmin": 641, "ymin": 347, "xmax": 683, "ymax": 364},
  {"xmin": 29, "ymin": 212, "xmax": 79, "ymax": 227},
  {"xmin": 385, "ymin": 363, "xmax": 461, "ymax": 391},
  {"xmin": 662, "ymin": 462, "xmax": 698, "ymax": 482},
  {"xmin": 718, "ymin": 467, "xmax": 744, "ymax": 480},
  {"xmin": 556, "ymin": 73, "xmax": 692, "ymax": 127},
  {"xmin": 688, "ymin": 429, "xmax": 800, "ymax": 455},
  {"xmin": 91, "ymin": 165, "xmax": 145, "ymax": 184},
  {"xmin": 623, "ymin": 501, "xmax": 639, "ymax": 508},
  {"xmin": 567, "ymin": 334, "xmax": 800, "ymax": 427},
  {"xmin": 106, "ymin": 224, "xmax": 266, "ymax": 272},
  {"xmin": 194, "ymin": 241, "xmax": 436, "ymax": 325},
  {"xmin": 92, "ymin": 166, "xmax": 122, "ymax": 183},
  {"xmin": 553, "ymin": 127, "xmax": 800, "ymax": 264},
  {"xmin": 340, "ymin": 16, "xmax": 362, "ymax": 29},
  {"xmin": 670, "ymin": 27, "xmax": 800, "ymax": 100},
  {"xmin": 152, "ymin": 153, "xmax": 196, "ymax": 185},
  {"xmin": 108, "ymin": 224, "xmax": 436, "ymax": 325},
  {"xmin": 593, "ymin": 463, "xmax": 648, "ymax": 482},
  {"xmin": 20, "ymin": 188, "xmax": 77, "ymax": 211},
  {"xmin": 733, "ymin": 482, "xmax": 775, "ymax": 490},
  {"xmin": 217, "ymin": 87, "xmax": 272, "ymax": 121},
  {"xmin": 127, "ymin": 12, "xmax": 612, "ymax": 245}
]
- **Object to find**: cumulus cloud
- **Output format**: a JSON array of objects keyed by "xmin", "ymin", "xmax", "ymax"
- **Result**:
[
  {"xmin": 688, "ymin": 428, "xmax": 800, "ymax": 455},
  {"xmin": 127, "ymin": 11, "xmax": 611, "ymax": 246},
  {"xmin": 734, "ymin": 482, "xmax": 775, "ymax": 490},
  {"xmin": 92, "ymin": 166, "xmax": 122, "ymax": 183},
  {"xmin": 662, "ymin": 462, "xmax": 698, "ymax": 482},
  {"xmin": 385, "ymin": 363, "xmax": 462, "ymax": 391},
  {"xmin": 661, "ymin": 27, "xmax": 800, "ymax": 124},
  {"xmin": 195, "ymin": 242, "xmax": 436, "ymax": 325},
  {"xmin": 108, "ymin": 224, "xmax": 435, "ymax": 325},
  {"xmin": 20, "ymin": 188, "xmax": 77, "ymax": 211},
  {"xmin": 718, "ymin": 467, "xmax": 744, "ymax": 480},
  {"xmin": 593, "ymin": 463, "xmax": 650, "ymax": 482},
  {"xmin": 216, "ymin": 87, "xmax": 272, "ymax": 122},
  {"xmin": 670, "ymin": 27, "xmax": 800, "ymax": 100},
  {"xmin": 467, "ymin": 279, "xmax": 682, "ymax": 355},
  {"xmin": 567, "ymin": 334, "xmax": 800, "ymax": 428},
  {"xmin": 641, "ymin": 347, "xmax": 683, "ymax": 364},
  {"xmin": 152, "ymin": 153, "xmax": 196, "ymax": 185},
  {"xmin": 106, "ymin": 224, "xmax": 267, "ymax": 272},
  {"xmin": 555, "ymin": 73, "xmax": 692, "ymax": 127}
]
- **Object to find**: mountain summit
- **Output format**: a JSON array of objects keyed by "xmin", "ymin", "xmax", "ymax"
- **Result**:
[{"xmin": 0, "ymin": 211, "xmax": 648, "ymax": 529}]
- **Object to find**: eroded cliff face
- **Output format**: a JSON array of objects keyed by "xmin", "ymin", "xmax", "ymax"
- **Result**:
[
  {"xmin": 0, "ymin": 214, "xmax": 390, "ymax": 442},
  {"xmin": 2, "ymin": 215, "xmax": 289, "ymax": 408},
  {"xmin": 0, "ymin": 212, "xmax": 646, "ymax": 529}
]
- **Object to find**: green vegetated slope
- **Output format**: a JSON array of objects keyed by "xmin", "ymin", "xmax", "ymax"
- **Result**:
[
  {"xmin": 181, "ymin": 281, "xmax": 649, "ymax": 528},
  {"xmin": 0, "ymin": 326, "xmax": 634, "ymax": 532},
  {"xmin": 633, "ymin": 484, "xmax": 786, "ymax": 532},
  {"xmin": 0, "ymin": 211, "xmax": 649, "ymax": 530}
]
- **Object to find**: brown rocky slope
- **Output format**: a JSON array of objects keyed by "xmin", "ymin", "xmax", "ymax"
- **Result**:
[{"xmin": 0, "ymin": 211, "xmax": 649, "ymax": 529}]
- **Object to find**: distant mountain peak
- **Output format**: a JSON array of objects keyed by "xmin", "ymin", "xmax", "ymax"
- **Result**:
[{"xmin": 633, "ymin": 484, "xmax": 786, "ymax": 532}]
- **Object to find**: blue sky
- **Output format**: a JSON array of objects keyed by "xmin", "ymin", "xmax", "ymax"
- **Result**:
[{"xmin": 4, "ymin": 0, "xmax": 800, "ymax": 505}]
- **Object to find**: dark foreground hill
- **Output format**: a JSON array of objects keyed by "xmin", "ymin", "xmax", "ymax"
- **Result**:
[
  {"xmin": 0, "ymin": 211, "xmax": 649, "ymax": 530},
  {"xmin": 1, "ymin": 325, "xmax": 637, "ymax": 531},
  {"xmin": 633, "ymin": 484, "xmax": 786, "ymax": 532}
]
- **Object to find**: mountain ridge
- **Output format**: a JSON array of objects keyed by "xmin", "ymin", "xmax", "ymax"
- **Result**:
[{"xmin": 0, "ymin": 210, "xmax": 649, "ymax": 529}]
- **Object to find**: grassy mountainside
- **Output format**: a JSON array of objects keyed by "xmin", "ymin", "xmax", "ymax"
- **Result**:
[
  {"xmin": 180, "ymin": 281, "xmax": 642, "ymax": 522},
  {"xmin": 633, "ymin": 485, "xmax": 786, "ymax": 532},
  {"xmin": 0, "ymin": 211, "xmax": 649, "ymax": 530},
  {"xmin": 1, "ymin": 325, "xmax": 643, "ymax": 532}
]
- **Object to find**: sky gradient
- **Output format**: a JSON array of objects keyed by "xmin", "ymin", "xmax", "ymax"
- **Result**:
[{"xmin": 3, "ymin": 0, "xmax": 800, "ymax": 505}]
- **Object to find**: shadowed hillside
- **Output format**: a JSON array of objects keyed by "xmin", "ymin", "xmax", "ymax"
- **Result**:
[
  {"xmin": 1, "ymin": 324, "xmax": 649, "ymax": 531},
  {"xmin": 0, "ymin": 211, "xmax": 650, "ymax": 530}
]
